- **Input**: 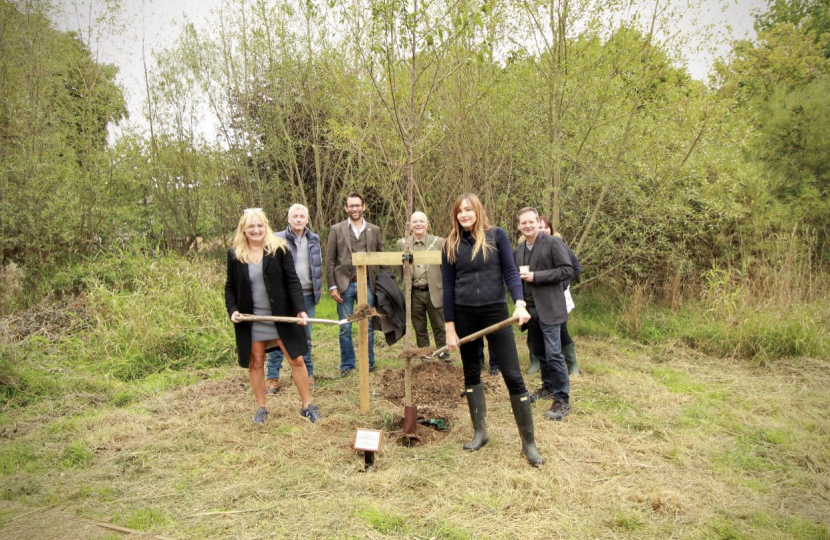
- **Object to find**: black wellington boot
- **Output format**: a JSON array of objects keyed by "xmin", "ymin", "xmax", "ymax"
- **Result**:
[
  {"xmin": 510, "ymin": 393, "xmax": 545, "ymax": 467},
  {"xmin": 463, "ymin": 384, "xmax": 489, "ymax": 451}
]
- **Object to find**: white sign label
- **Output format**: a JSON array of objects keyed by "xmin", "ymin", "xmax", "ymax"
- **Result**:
[{"xmin": 354, "ymin": 429, "xmax": 383, "ymax": 452}]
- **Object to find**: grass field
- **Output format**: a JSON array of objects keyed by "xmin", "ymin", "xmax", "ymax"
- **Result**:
[{"xmin": 1, "ymin": 253, "xmax": 828, "ymax": 539}]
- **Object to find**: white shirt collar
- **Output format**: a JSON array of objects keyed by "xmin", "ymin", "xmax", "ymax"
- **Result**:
[{"xmin": 349, "ymin": 219, "xmax": 366, "ymax": 238}]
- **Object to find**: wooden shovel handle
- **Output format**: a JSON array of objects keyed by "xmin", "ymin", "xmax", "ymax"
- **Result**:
[
  {"xmin": 431, "ymin": 315, "xmax": 519, "ymax": 357},
  {"xmin": 236, "ymin": 314, "xmax": 343, "ymax": 325}
]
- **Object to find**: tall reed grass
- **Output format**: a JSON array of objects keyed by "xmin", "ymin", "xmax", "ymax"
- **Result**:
[
  {"xmin": 572, "ymin": 229, "xmax": 829, "ymax": 361},
  {"xmin": 0, "ymin": 247, "xmax": 232, "ymax": 407}
]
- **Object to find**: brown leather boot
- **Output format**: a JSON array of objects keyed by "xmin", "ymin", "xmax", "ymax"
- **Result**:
[{"xmin": 265, "ymin": 378, "xmax": 280, "ymax": 395}]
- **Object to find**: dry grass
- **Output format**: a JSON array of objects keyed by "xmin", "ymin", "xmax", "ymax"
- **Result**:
[{"xmin": 2, "ymin": 335, "xmax": 829, "ymax": 539}]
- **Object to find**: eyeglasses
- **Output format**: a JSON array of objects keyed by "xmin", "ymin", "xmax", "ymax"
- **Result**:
[
  {"xmin": 346, "ymin": 204, "xmax": 363, "ymax": 209},
  {"xmin": 243, "ymin": 207, "xmax": 262, "ymax": 214}
]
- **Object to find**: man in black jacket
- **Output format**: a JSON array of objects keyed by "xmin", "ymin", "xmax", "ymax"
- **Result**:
[{"xmin": 513, "ymin": 207, "xmax": 574, "ymax": 420}]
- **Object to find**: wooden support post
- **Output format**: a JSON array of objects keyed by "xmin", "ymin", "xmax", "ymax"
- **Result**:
[
  {"xmin": 350, "ymin": 250, "xmax": 442, "ymax": 414},
  {"xmin": 357, "ymin": 264, "xmax": 370, "ymax": 413}
]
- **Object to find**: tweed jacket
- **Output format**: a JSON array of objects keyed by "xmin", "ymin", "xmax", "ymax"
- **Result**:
[
  {"xmin": 224, "ymin": 247, "xmax": 309, "ymax": 368},
  {"xmin": 512, "ymin": 233, "xmax": 574, "ymax": 326},
  {"xmin": 396, "ymin": 234, "xmax": 444, "ymax": 309},
  {"xmin": 325, "ymin": 219, "xmax": 384, "ymax": 294}
]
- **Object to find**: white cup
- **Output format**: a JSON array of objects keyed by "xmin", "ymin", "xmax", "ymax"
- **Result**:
[{"xmin": 519, "ymin": 265, "xmax": 530, "ymax": 273}]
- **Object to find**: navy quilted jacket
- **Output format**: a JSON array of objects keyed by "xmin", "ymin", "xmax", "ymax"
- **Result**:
[{"xmin": 441, "ymin": 227, "xmax": 524, "ymax": 322}]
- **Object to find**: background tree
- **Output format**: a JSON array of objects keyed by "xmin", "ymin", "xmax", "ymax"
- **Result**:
[{"xmin": 0, "ymin": 0, "xmax": 126, "ymax": 266}]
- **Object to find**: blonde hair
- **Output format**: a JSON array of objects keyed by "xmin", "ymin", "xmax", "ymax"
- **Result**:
[
  {"xmin": 443, "ymin": 193, "xmax": 494, "ymax": 264},
  {"xmin": 232, "ymin": 209, "xmax": 287, "ymax": 263}
]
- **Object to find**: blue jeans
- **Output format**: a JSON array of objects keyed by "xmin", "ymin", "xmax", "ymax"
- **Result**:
[
  {"xmin": 337, "ymin": 281, "xmax": 375, "ymax": 371},
  {"xmin": 527, "ymin": 306, "xmax": 569, "ymax": 403},
  {"xmin": 266, "ymin": 294, "xmax": 316, "ymax": 379}
]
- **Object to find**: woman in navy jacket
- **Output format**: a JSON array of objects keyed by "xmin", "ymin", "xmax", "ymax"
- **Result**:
[
  {"xmin": 225, "ymin": 208, "xmax": 320, "ymax": 425},
  {"xmin": 442, "ymin": 193, "xmax": 543, "ymax": 467}
]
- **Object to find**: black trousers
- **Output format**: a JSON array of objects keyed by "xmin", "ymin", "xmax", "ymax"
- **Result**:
[{"xmin": 454, "ymin": 303, "xmax": 527, "ymax": 396}]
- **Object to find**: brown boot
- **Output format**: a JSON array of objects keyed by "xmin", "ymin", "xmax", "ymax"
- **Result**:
[{"xmin": 265, "ymin": 378, "xmax": 280, "ymax": 395}]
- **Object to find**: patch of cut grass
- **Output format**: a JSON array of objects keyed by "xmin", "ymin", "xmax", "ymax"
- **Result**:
[
  {"xmin": 270, "ymin": 424, "xmax": 302, "ymax": 436},
  {"xmin": 702, "ymin": 518, "xmax": 745, "ymax": 540},
  {"xmin": 578, "ymin": 387, "xmax": 634, "ymax": 417},
  {"xmin": 651, "ymin": 367, "xmax": 728, "ymax": 403},
  {"xmin": 747, "ymin": 512, "xmax": 830, "ymax": 539},
  {"xmin": 620, "ymin": 414, "xmax": 664, "ymax": 433},
  {"xmin": 712, "ymin": 443, "xmax": 779, "ymax": 474},
  {"xmin": 356, "ymin": 505, "xmax": 407, "ymax": 534},
  {"xmin": 735, "ymin": 476, "xmax": 771, "ymax": 494},
  {"xmin": 699, "ymin": 512, "xmax": 830, "ymax": 540},
  {"xmin": 611, "ymin": 510, "xmax": 645, "ymax": 531},
  {"xmin": 59, "ymin": 439, "xmax": 94, "ymax": 469},
  {"xmin": 119, "ymin": 507, "xmax": 170, "ymax": 531},
  {"xmin": 418, "ymin": 520, "xmax": 473, "ymax": 540},
  {"xmin": 663, "ymin": 446, "xmax": 686, "ymax": 464},
  {"xmin": 0, "ymin": 441, "xmax": 44, "ymax": 475}
]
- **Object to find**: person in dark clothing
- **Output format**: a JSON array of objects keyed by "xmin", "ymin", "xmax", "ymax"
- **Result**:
[
  {"xmin": 515, "ymin": 208, "xmax": 574, "ymax": 421},
  {"xmin": 225, "ymin": 208, "xmax": 320, "ymax": 425},
  {"xmin": 552, "ymin": 230, "xmax": 583, "ymax": 376},
  {"xmin": 442, "ymin": 193, "xmax": 543, "ymax": 467},
  {"xmin": 478, "ymin": 341, "xmax": 499, "ymax": 375},
  {"xmin": 525, "ymin": 215, "xmax": 582, "ymax": 376}
]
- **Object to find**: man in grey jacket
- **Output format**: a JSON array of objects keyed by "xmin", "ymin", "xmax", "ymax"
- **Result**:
[
  {"xmin": 513, "ymin": 207, "xmax": 574, "ymax": 420},
  {"xmin": 266, "ymin": 203, "xmax": 323, "ymax": 393}
]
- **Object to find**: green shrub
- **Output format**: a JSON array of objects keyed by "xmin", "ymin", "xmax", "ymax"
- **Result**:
[
  {"xmin": 570, "ymin": 287, "xmax": 828, "ymax": 360},
  {"xmin": 1, "ymin": 249, "xmax": 232, "ymax": 406}
]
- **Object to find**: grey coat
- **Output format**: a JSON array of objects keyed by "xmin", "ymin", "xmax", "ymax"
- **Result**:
[{"xmin": 512, "ymin": 233, "xmax": 574, "ymax": 326}]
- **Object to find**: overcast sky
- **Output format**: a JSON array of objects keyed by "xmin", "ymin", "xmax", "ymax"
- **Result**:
[{"xmin": 51, "ymin": 0, "xmax": 768, "ymax": 140}]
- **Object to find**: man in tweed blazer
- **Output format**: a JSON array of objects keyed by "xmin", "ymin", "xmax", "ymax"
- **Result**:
[
  {"xmin": 326, "ymin": 193, "xmax": 384, "ymax": 374},
  {"xmin": 396, "ymin": 211, "xmax": 447, "ymax": 358}
]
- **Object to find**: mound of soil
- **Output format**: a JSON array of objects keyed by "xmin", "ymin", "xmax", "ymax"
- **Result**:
[
  {"xmin": 376, "ymin": 360, "xmax": 503, "ymax": 446},
  {"xmin": 348, "ymin": 303, "xmax": 379, "ymax": 321},
  {"xmin": 377, "ymin": 360, "xmax": 465, "ymax": 419}
]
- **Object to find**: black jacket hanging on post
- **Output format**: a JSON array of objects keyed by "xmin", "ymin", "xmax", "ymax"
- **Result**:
[{"xmin": 373, "ymin": 270, "xmax": 406, "ymax": 346}]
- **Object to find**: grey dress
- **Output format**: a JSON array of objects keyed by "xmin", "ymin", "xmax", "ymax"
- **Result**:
[{"xmin": 248, "ymin": 261, "xmax": 279, "ymax": 342}]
